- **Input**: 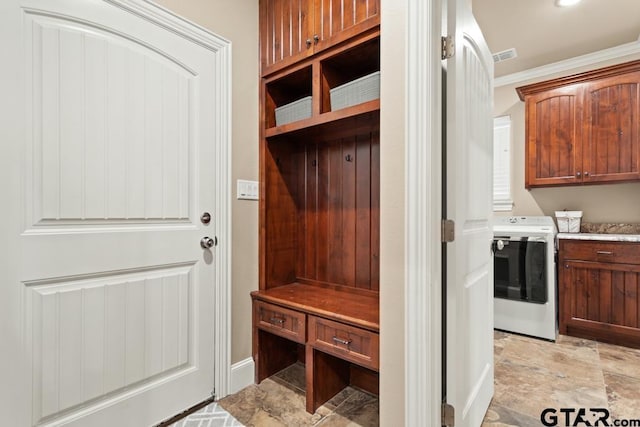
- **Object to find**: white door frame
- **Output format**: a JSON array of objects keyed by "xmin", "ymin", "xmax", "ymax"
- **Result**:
[
  {"xmin": 404, "ymin": 0, "xmax": 443, "ymax": 426},
  {"xmin": 98, "ymin": 0, "xmax": 233, "ymax": 399}
]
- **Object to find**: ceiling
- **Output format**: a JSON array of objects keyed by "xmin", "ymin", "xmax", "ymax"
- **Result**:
[{"xmin": 473, "ymin": 0, "xmax": 640, "ymax": 78}]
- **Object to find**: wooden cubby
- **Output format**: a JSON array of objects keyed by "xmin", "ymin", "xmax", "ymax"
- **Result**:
[
  {"xmin": 254, "ymin": 25, "xmax": 380, "ymax": 414},
  {"xmin": 262, "ymin": 114, "xmax": 380, "ymax": 291},
  {"xmin": 262, "ymin": 29, "xmax": 381, "ymax": 138},
  {"xmin": 264, "ymin": 65, "xmax": 312, "ymax": 129},
  {"xmin": 320, "ymin": 36, "xmax": 380, "ymax": 114}
]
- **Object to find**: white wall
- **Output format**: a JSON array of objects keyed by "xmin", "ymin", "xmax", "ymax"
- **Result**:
[
  {"xmin": 380, "ymin": 0, "xmax": 407, "ymax": 424},
  {"xmin": 154, "ymin": 0, "xmax": 259, "ymax": 365},
  {"xmin": 494, "ymin": 54, "xmax": 640, "ymax": 223}
]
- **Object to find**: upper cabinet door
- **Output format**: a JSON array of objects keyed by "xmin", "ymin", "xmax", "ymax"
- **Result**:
[
  {"xmin": 260, "ymin": 0, "xmax": 380, "ymax": 76},
  {"xmin": 583, "ymin": 72, "xmax": 640, "ymax": 183},
  {"xmin": 525, "ymin": 86, "xmax": 584, "ymax": 188},
  {"xmin": 314, "ymin": 0, "xmax": 380, "ymax": 52},
  {"xmin": 260, "ymin": 0, "xmax": 314, "ymax": 76}
]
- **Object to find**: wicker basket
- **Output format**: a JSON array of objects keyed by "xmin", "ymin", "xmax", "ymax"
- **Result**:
[
  {"xmin": 555, "ymin": 211, "xmax": 583, "ymax": 233},
  {"xmin": 330, "ymin": 71, "xmax": 380, "ymax": 111},
  {"xmin": 275, "ymin": 96, "xmax": 312, "ymax": 126}
]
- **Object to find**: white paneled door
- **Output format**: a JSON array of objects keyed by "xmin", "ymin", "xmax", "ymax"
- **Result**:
[
  {"xmin": 445, "ymin": 0, "xmax": 495, "ymax": 425},
  {"xmin": 0, "ymin": 0, "xmax": 230, "ymax": 426}
]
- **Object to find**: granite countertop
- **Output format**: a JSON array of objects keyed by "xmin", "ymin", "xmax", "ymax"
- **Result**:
[
  {"xmin": 557, "ymin": 222, "xmax": 640, "ymax": 242},
  {"xmin": 557, "ymin": 233, "xmax": 640, "ymax": 242}
]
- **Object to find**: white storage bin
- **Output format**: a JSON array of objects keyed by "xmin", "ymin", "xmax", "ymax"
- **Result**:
[
  {"xmin": 275, "ymin": 96, "xmax": 312, "ymax": 126},
  {"xmin": 555, "ymin": 211, "xmax": 583, "ymax": 233},
  {"xmin": 330, "ymin": 71, "xmax": 380, "ymax": 111}
]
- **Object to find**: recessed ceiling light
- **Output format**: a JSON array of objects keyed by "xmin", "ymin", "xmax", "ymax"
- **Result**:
[{"xmin": 555, "ymin": 0, "xmax": 582, "ymax": 7}]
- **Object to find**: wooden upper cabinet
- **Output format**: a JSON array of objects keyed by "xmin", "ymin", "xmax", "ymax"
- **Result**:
[
  {"xmin": 583, "ymin": 72, "xmax": 640, "ymax": 183},
  {"xmin": 517, "ymin": 60, "xmax": 640, "ymax": 188},
  {"xmin": 260, "ymin": 0, "xmax": 380, "ymax": 76},
  {"xmin": 313, "ymin": 0, "xmax": 380, "ymax": 53},
  {"xmin": 260, "ymin": 0, "xmax": 314, "ymax": 76},
  {"xmin": 524, "ymin": 86, "xmax": 584, "ymax": 187}
]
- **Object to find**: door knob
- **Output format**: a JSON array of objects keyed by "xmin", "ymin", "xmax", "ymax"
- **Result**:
[{"xmin": 200, "ymin": 236, "xmax": 216, "ymax": 249}]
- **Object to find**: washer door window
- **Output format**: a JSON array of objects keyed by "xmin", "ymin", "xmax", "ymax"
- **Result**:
[{"xmin": 493, "ymin": 237, "xmax": 547, "ymax": 304}]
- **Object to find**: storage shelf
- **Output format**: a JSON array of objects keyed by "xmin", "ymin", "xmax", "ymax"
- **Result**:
[{"xmin": 265, "ymin": 99, "xmax": 379, "ymax": 138}]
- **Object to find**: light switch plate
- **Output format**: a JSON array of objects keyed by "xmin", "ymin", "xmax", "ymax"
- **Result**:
[{"xmin": 237, "ymin": 179, "xmax": 259, "ymax": 200}]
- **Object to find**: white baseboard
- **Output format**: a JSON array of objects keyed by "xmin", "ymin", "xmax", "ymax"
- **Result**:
[{"xmin": 229, "ymin": 358, "xmax": 254, "ymax": 395}]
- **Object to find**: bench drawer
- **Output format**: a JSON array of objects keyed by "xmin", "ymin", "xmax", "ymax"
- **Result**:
[
  {"xmin": 255, "ymin": 301, "xmax": 306, "ymax": 344},
  {"xmin": 308, "ymin": 315, "xmax": 379, "ymax": 371}
]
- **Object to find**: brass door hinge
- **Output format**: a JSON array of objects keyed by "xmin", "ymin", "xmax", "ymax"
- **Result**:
[
  {"xmin": 441, "ymin": 35, "xmax": 455, "ymax": 60},
  {"xmin": 441, "ymin": 219, "xmax": 455, "ymax": 243},
  {"xmin": 442, "ymin": 402, "xmax": 455, "ymax": 427}
]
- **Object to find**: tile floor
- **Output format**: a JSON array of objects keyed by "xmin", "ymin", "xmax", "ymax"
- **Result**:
[
  {"xmin": 175, "ymin": 331, "xmax": 640, "ymax": 426},
  {"xmin": 218, "ymin": 363, "xmax": 379, "ymax": 426},
  {"xmin": 484, "ymin": 331, "xmax": 640, "ymax": 426}
]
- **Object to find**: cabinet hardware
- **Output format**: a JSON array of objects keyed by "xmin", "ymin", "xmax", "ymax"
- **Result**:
[
  {"xmin": 313, "ymin": 34, "xmax": 319, "ymax": 44},
  {"xmin": 332, "ymin": 336, "xmax": 351, "ymax": 345},
  {"xmin": 596, "ymin": 251, "xmax": 613, "ymax": 255},
  {"xmin": 306, "ymin": 38, "xmax": 312, "ymax": 48},
  {"xmin": 270, "ymin": 317, "xmax": 285, "ymax": 324},
  {"xmin": 345, "ymin": 154, "xmax": 353, "ymax": 162},
  {"xmin": 576, "ymin": 171, "xmax": 581, "ymax": 178},
  {"xmin": 311, "ymin": 159, "xmax": 317, "ymax": 167},
  {"xmin": 584, "ymin": 171, "xmax": 590, "ymax": 177}
]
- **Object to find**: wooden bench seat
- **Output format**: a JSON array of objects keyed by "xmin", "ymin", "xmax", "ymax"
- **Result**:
[{"xmin": 251, "ymin": 283, "xmax": 379, "ymax": 413}]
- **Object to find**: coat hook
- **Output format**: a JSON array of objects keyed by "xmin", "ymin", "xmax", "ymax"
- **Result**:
[{"xmin": 345, "ymin": 154, "xmax": 353, "ymax": 162}]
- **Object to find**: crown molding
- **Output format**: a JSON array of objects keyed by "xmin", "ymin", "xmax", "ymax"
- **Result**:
[{"xmin": 494, "ymin": 41, "xmax": 640, "ymax": 88}]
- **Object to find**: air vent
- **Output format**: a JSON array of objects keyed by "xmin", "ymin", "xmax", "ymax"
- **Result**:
[{"xmin": 492, "ymin": 48, "xmax": 518, "ymax": 63}]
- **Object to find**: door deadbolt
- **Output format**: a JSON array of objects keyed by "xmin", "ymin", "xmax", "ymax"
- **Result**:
[
  {"xmin": 200, "ymin": 236, "xmax": 216, "ymax": 249},
  {"xmin": 201, "ymin": 212, "xmax": 211, "ymax": 224}
]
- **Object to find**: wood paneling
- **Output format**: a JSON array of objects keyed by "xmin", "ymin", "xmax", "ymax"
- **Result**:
[
  {"xmin": 315, "ymin": 0, "xmax": 379, "ymax": 52},
  {"xmin": 260, "ymin": 0, "xmax": 313, "ymax": 76},
  {"xmin": 264, "ymin": 140, "xmax": 299, "ymax": 287},
  {"xmin": 301, "ymin": 131, "xmax": 379, "ymax": 289},
  {"xmin": 264, "ymin": 124, "xmax": 379, "ymax": 291}
]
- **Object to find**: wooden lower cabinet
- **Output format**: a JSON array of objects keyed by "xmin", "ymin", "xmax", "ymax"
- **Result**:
[
  {"xmin": 559, "ymin": 239, "xmax": 640, "ymax": 348},
  {"xmin": 252, "ymin": 286, "xmax": 379, "ymax": 413}
]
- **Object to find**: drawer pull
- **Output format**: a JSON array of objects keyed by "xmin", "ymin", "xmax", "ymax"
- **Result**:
[
  {"xmin": 596, "ymin": 251, "xmax": 613, "ymax": 255},
  {"xmin": 332, "ymin": 336, "xmax": 352, "ymax": 346},
  {"xmin": 269, "ymin": 317, "xmax": 285, "ymax": 325}
]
